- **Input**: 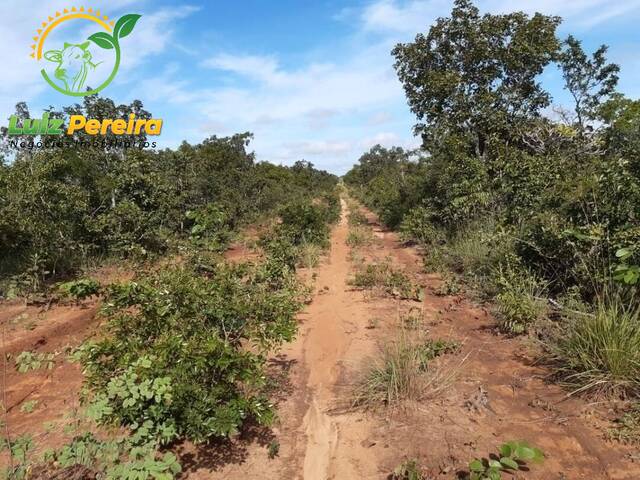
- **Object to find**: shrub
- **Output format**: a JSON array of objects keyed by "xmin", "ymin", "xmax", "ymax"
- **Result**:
[
  {"xmin": 57, "ymin": 278, "xmax": 101, "ymax": 301},
  {"xmin": 399, "ymin": 206, "xmax": 442, "ymax": 246},
  {"xmin": 277, "ymin": 200, "xmax": 333, "ymax": 247},
  {"xmin": 185, "ymin": 203, "xmax": 233, "ymax": 252},
  {"xmin": 551, "ymin": 299, "xmax": 640, "ymax": 397},
  {"xmin": 494, "ymin": 263, "xmax": 546, "ymax": 335},
  {"xmin": 79, "ymin": 257, "xmax": 302, "ymax": 444}
]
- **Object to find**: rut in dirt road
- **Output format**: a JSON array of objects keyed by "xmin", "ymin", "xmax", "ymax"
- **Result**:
[{"xmin": 300, "ymin": 198, "xmax": 373, "ymax": 480}]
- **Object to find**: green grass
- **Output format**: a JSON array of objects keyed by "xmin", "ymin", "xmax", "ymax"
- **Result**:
[
  {"xmin": 552, "ymin": 299, "xmax": 640, "ymax": 397},
  {"xmin": 353, "ymin": 333, "xmax": 458, "ymax": 408}
]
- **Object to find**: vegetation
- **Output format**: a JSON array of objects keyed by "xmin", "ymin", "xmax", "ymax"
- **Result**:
[
  {"xmin": 1, "ymin": 92, "xmax": 339, "ymax": 478},
  {"xmin": 467, "ymin": 441, "xmax": 544, "ymax": 480},
  {"xmin": 344, "ymin": 0, "xmax": 640, "ymax": 406},
  {"xmin": 353, "ymin": 333, "xmax": 456, "ymax": 408},
  {"xmin": 350, "ymin": 261, "xmax": 423, "ymax": 301},
  {"xmin": 391, "ymin": 459, "xmax": 425, "ymax": 480}
]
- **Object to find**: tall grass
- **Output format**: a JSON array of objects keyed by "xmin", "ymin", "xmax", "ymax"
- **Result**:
[
  {"xmin": 353, "ymin": 333, "xmax": 460, "ymax": 408},
  {"xmin": 552, "ymin": 298, "xmax": 640, "ymax": 397}
]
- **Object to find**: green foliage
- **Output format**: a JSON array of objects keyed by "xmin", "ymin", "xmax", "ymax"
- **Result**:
[
  {"xmin": 42, "ymin": 432, "xmax": 181, "ymax": 480},
  {"xmin": 1, "ymin": 435, "xmax": 34, "ymax": 480},
  {"xmin": 58, "ymin": 278, "xmax": 101, "ymax": 301},
  {"xmin": 551, "ymin": 299, "xmax": 640, "ymax": 397},
  {"xmin": 392, "ymin": 0, "xmax": 560, "ymax": 152},
  {"xmin": 608, "ymin": 404, "xmax": 640, "ymax": 445},
  {"xmin": 392, "ymin": 459, "xmax": 424, "ymax": 480},
  {"xmin": 614, "ymin": 248, "xmax": 640, "ymax": 285},
  {"xmin": 267, "ymin": 440, "xmax": 280, "ymax": 459},
  {"xmin": 185, "ymin": 203, "xmax": 233, "ymax": 252},
  {"xmin": 14, "ymin": 351, "xmax": 55, "ymax": 373},
  {"xmin": 399, "ymin": 206, "xmax": 442, "ymax": 246},
  {"xmin": 494, "ymin": 264, "xmax": 546, "ymax": 335},
  {"xmin": 468, "ymin": 441, "xmax": 544, "ymax": 480},
  {"xmin": 79, "ymin": 253, "xmax": 303, "ymax": 444},
  {"xmin": 0, "ymin": 98, "xmax": 338, "ymax": 291},
  {"xmin": 19, "ymin": 400, "xmax": 38, "ymax": 414},
  {"xmin": 345, "ymin": 1, "xmax": 640, "ymax": 407}
]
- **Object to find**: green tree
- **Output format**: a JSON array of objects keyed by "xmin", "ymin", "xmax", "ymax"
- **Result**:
[
  {"xmin": 559, "ymin": 35, "xmax": 620, "ymax": 129},
  {"xmin": 392, "ymin": 0, "xmax": 560, "ymax": 158}
]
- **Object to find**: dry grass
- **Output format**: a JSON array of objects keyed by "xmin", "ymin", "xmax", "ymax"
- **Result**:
[{"xmin": 352, "ymin": 330, "xmax": 463, "ymax": 409}]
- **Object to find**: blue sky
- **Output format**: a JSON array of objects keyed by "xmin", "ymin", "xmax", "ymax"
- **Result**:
[{"xmin": 2, "ymin": 1, "xmax": 640, "ymax": 174}]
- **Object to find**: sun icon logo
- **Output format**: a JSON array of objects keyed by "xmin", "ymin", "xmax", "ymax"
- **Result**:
[{"xmin": 31, "ymin": 7, "xmax": 141, "ymax": 97}]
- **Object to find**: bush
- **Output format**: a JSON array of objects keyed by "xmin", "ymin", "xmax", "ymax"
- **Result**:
[
  {"xmin": 399, "ymin": 206, "xmax": 442, "ymax": 246},
  {"xmin": 79, "ymin": 257, "xmax": 302, "ymax": 444},
  {"xmin": 494, "ymin": 264, "xmax": 546, "ymax": 335}
]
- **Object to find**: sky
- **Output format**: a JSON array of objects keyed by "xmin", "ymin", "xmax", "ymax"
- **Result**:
[{"xmin": 2, "ymin": 1, "xmax": 640, "ymax": 174}]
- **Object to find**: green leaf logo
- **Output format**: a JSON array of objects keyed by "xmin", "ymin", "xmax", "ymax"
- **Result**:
[
  {"xmin": 114, "ymin": 14, "xmax": 142, "ymax": 40},
  {"xmin": 88, "ymin": 32, "xmax": 116, "ymax": 50},
  {"xmin": 37, "ymin": 11, "xmax": 142, "ymax": 97}
]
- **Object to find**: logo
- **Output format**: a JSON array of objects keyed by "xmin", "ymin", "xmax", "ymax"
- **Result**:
[{"xmin": 31, "ymin": 7, "xmax": 141, "ymax": 96}]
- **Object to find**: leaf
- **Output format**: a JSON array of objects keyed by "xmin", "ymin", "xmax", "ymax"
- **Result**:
[
  {"xmin": 88, "ymin": 32, "xmax": 116, "ymax": 49},
  {"xmin": 469, "ymin": 459, "xmax": 484, "ymax": 472},
  {"xmin": 498, "ymin": 443, "xmax": 513, "ymax": 457},
  {"xmin": 114, "ymin": 14, "xmax": 142, "ymax": 39},
  {"xmin": 515, "ymin": 445, "xmax": 535, "ymax": 460},
  {"xmin": 500, "ymin": 457, "xmax": 519, "ymax": 470},
  {"xmin": 530, "ymin": 447, "xmax": 545, "ymax": 463},
  {"xmin": 616, "ymin": 248, "xmax": 632, "ymax": 259}
]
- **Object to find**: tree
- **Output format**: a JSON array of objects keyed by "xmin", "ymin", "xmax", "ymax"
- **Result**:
[
  {"xmin": 392, "ymin": 0, "xmax": 560, "ymax": 158},
  {"xmin": 559, "ymin": 35, "xmax": 620, "ymax": 130}
]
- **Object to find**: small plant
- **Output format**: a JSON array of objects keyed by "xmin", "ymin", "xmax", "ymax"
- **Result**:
[
  {"xmin": 402, "ymin": 311, "xmax": 422, "ymax": 329},
  {"xmin": 350, "ymin": 262, "xmax": 423, "ymax": 301},
  {"xmin": 267, "ymin": 439, "xmax": 280, "ymax": 459},
  {"xmin": 41, "ymin": 432, "xmax": 182, "ymax": 479},
  {"xmin": 1, "ymin": 435, "xmax": 34, "ymax": 480},
  {"xmin": 434, "ymin": 276, "xmax": 461, "ymax": 296},
  {"xmin": 347, "ymin": 226, "xmax": 373, "ymax": 247},
  {"xmin": 416, "ymin": 339, "xmax": 459, "ymax": 370},
  {"xmin": 348, "ymin": 209, "xmax": 368, "ymax": 226},
  {"xmin": 494, "ymin": 263, "xmax": 545, "ymax": 335},
  {"xmin": 20, "ymin": 400, "xmax": 38, "ymax": 414},
  {"xmin": 57, "ymin": 278, "xmax": 101, "ymax": 301},
  {"xmin": 14, "ymin": 351, "xmax": 55, "ymax": 373},
  {"xmin": 468, "ymin": 440, "xmax": 544, "ymax": 480},
  {"xmin": 353, "ymin": 333, "xmax": 452, "ymax": 408},
  {"xmin": 392, "ymin": 458, "xmax": 424, "ymax": 480},
  {"xmin": 608, "ymin": 404, "xmax": 640, "ymax": 445}
]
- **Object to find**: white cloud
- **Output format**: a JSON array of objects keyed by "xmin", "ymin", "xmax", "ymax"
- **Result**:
[
  {"xmin": 119, "ymin": 5, "xmax": 200, "ymax": 71},
  {"xmin": 359, "ymin": 0, "xmax": 640, "ymax": 35}
]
